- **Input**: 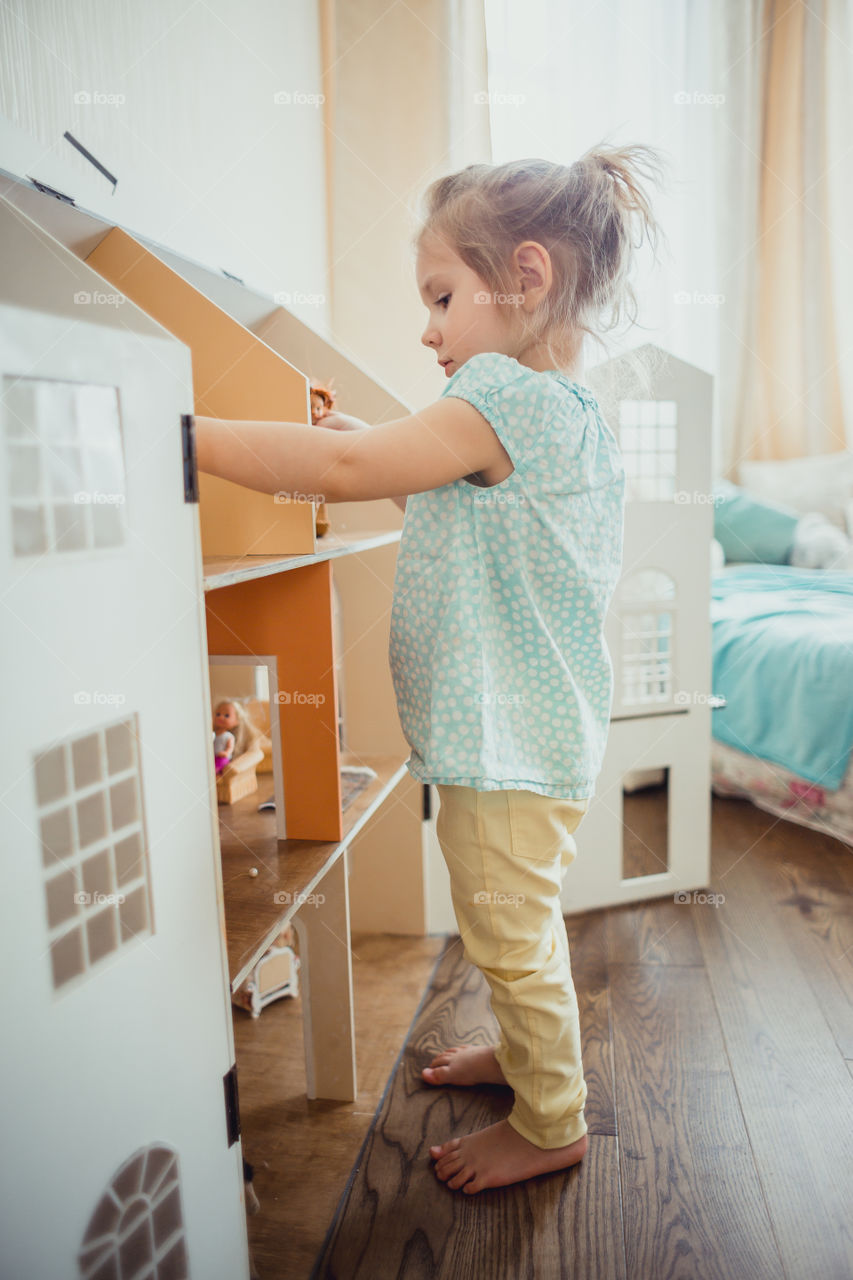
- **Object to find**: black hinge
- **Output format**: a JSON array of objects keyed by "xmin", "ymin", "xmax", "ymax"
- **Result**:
[
  {"xmin": 422, "ymin": 784, "xmax": 431, "ymax": 821},
  {"xmin": 223, "ymin": 1064, "xmax": 240, "ymax": 1147},
  {"xmin": 181, "ymin": 413, "xmax": 199, "ymax": 503},
  {"xmin": 27, "ymin": 176, "xmax": 75, "ymax": 205}
]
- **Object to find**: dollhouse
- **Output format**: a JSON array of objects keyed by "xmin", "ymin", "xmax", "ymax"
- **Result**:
[
  {"xmin": 567, "ymin": 346, "xmax": 715, "ymax": 910},
  {"xmin": 0, "ymin": 155, "xmax": 714, "ymax": 1275}
]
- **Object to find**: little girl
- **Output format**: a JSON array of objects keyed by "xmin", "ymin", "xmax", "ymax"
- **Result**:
[{"xmin": 195, "ymin": 142, "xmax": 665, "ymax": 1194}]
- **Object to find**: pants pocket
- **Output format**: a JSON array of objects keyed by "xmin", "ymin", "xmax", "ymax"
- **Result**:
[{"xmin": 506, "ymin": 790, "xmax": 589, "ymax": 863}]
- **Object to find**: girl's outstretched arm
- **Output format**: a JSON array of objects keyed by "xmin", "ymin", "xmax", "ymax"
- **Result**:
[{"xmin": 194, "ymin": 397, "xmax": 511, "ymax": 504}]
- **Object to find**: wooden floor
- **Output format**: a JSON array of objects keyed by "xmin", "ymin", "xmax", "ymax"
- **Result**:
[{"xmin": 233, "ymin": 793, "xmax": 853, "ymax": 1280}]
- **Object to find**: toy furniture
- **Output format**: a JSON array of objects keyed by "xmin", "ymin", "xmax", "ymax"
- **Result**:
[
  {"xmin": 232, "ymin": 926, "xmax": 301, "ymax": 1018},
  {"xmin": 217, "ymin": 745, "xmax": 266, "ymax": 805}
]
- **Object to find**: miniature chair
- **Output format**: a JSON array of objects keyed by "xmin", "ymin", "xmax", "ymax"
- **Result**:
[{"xmin": 216, "ymin": 745, "xmax": 266, "ymax": 804}]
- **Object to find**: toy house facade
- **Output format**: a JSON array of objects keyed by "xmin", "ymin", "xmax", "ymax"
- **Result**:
[{"xmin": 568, "ymin": 344, "xmax": 715, "ymax": 911}]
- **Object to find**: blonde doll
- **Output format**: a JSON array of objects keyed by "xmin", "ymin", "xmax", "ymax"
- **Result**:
[
  {"xmin": 195, "ymin": 142, "xmax": 666, "ymax": 1193},
  {"xmin": 212, "ymin": 699, "xmax": 261, "ymax": 775}
]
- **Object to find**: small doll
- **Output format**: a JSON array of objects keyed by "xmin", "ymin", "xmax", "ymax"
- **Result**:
[
  {"xmin": 309, "ymin": 379, "xmax": 336, "ymax": 538},
  {"xmin": 212, "ymin": 699, "xmax": 261, "ymax": 775}
]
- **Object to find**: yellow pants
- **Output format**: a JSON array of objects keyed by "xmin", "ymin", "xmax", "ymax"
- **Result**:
[{"xmin": 435, "ymin": 783, "xmax": 591, "ymax": 1149}]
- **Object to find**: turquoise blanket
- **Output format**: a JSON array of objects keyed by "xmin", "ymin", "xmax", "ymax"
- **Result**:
[{"xmin": 711, "ymin": 565, "xmax": 853, "ymax": 790}]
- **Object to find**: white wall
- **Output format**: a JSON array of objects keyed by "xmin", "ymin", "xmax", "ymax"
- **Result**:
[{"xmin": 0, "ymin": 0, "xmax": 329, "ymax": 333}]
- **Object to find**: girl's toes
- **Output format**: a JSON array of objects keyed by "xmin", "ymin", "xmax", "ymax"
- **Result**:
[
  {"xmin": 430, "ymin": 1138, "xmax": 459, "ymax": 1159},
  {"xmin": 448, "ymin": 1165, "xmax": 474, "ymax": 1190},
  {"xmin": 423, "ymin": 1065, "xmax": 449, "ymax": 1084}
]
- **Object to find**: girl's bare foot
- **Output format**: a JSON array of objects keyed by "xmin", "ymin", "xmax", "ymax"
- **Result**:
[
  {"xmin": 430, "ymin": 1118, "xmax": 588, "ymax": 1193},
  {"xmin": 421, "ymin": 1044, "xmax": 508, "ymax": 1087}
]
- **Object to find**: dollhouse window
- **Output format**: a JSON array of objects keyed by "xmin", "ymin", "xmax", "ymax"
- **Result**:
[
  {"xmin": 2, "ymin": 375, "xmax": 126, "ymax": 556},
  {"xmin": 618, "ymin": 399, "xmax": 678, "ymax": 501},
  {"xmin": 77, "ymin": 1144, "xmax": 187, "ymax": 1279},
  {"xmin": 34, "ymin": 715, "xmax": 153, "ymax": 991},
  {"xmin": 619, "ymin": 569, "xmax": 676, "ymax": 707}
]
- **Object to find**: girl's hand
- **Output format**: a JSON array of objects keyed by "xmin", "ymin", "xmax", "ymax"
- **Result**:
[{"xmin": 316, "ymin": 411, "xmax": 370, "ymax": 432}]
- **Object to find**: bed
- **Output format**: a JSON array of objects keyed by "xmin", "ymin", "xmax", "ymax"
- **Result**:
[{"xmin": 709, "ymin": 561, "xmax": 853, "ymax": 848}]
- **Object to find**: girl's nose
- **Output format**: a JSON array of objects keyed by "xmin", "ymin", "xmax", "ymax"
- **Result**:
[{"xmin": 421, "ymin": 324, "xmax": 440, "ymax": 349}]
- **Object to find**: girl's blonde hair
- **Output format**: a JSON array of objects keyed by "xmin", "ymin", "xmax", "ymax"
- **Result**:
[
  {"xmin": 214, "ymin": 699, "xmax": 261, "ymax": 758},
  {"xmin": 414, "ymin": 142, "xmax": 669, "ymax": 389}
]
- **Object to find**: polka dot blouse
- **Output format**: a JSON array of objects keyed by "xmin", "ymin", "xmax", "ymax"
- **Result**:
[{"xmin": 389, "ymin": 351, "xmax": 626, "ymax": 800}]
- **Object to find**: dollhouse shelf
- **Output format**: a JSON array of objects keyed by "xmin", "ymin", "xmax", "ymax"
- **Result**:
[
  {"xmin": 203, "ymin": 528, "xmax": 401, "ymax": 592},
  {"xmin": 220, "ymin": 754, "xmax": 406, "ymax": 992}
]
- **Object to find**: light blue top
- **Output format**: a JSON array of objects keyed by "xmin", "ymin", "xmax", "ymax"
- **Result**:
[{"xmin": 388, "ymin": 351, "xmax": 626, "ymax": 800}]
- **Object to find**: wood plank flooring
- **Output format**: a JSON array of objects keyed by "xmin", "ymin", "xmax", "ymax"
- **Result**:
[{"xmin": 234, "ymin": 794, "xmax": 853, "ymax": 1280}]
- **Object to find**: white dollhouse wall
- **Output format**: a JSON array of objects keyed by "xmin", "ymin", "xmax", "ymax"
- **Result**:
[
  {"xmin": 0, "ymin": 195, "xmax": 250, "ymax": 1276},
  {"xmin": 564, "ymin": 344, "xmax": 714, "ymax": 912}
]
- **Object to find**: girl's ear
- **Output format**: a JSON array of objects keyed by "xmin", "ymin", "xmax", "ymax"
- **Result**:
[{"xmin": 514, "ymin": 241, "xmax": 553, "ymax": 306}]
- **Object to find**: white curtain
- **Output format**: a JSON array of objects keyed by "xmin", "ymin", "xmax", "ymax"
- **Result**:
[
  {"xmin": 715, "ymin": 0, "xmax": 853, "ymax": 474},
  {"xmin": 484, "ymin": 0, "xmax": 718, "ymax": 394},
  {"xmin": 483, "ymin": 0, "xmax": 853, "ymax": 476}
]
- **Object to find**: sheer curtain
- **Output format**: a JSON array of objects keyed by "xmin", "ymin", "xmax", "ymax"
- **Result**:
[
  {"xmin": 484, "ymin": 0, "xmax": 718, "ymax": 418},
  {"xmin": 483, "ymin": 0, "xmax": 853, "ymax": 476},
  {"xmin": 716, "ymin": 0, "xmax": 853, "ymax": 474}
]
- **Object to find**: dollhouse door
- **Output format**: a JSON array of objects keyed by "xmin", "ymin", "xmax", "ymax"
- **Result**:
[{"xmin": 0, "ymin": 200, "xmax": 249, "ymax": 1278}]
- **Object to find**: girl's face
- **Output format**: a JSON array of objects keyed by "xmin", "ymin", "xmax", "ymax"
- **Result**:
[
  {"xmin": 214, "ymin": 703, "xmax": 238, "ymax": 732},
  {"xmin": 417, "ymin": 232, "xmax": 522, "ymax": 378}
]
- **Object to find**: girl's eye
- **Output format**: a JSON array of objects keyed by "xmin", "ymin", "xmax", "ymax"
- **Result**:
[{"xmin": 436, "ymin": 294, "xmax": 450, "ymax": 309}]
